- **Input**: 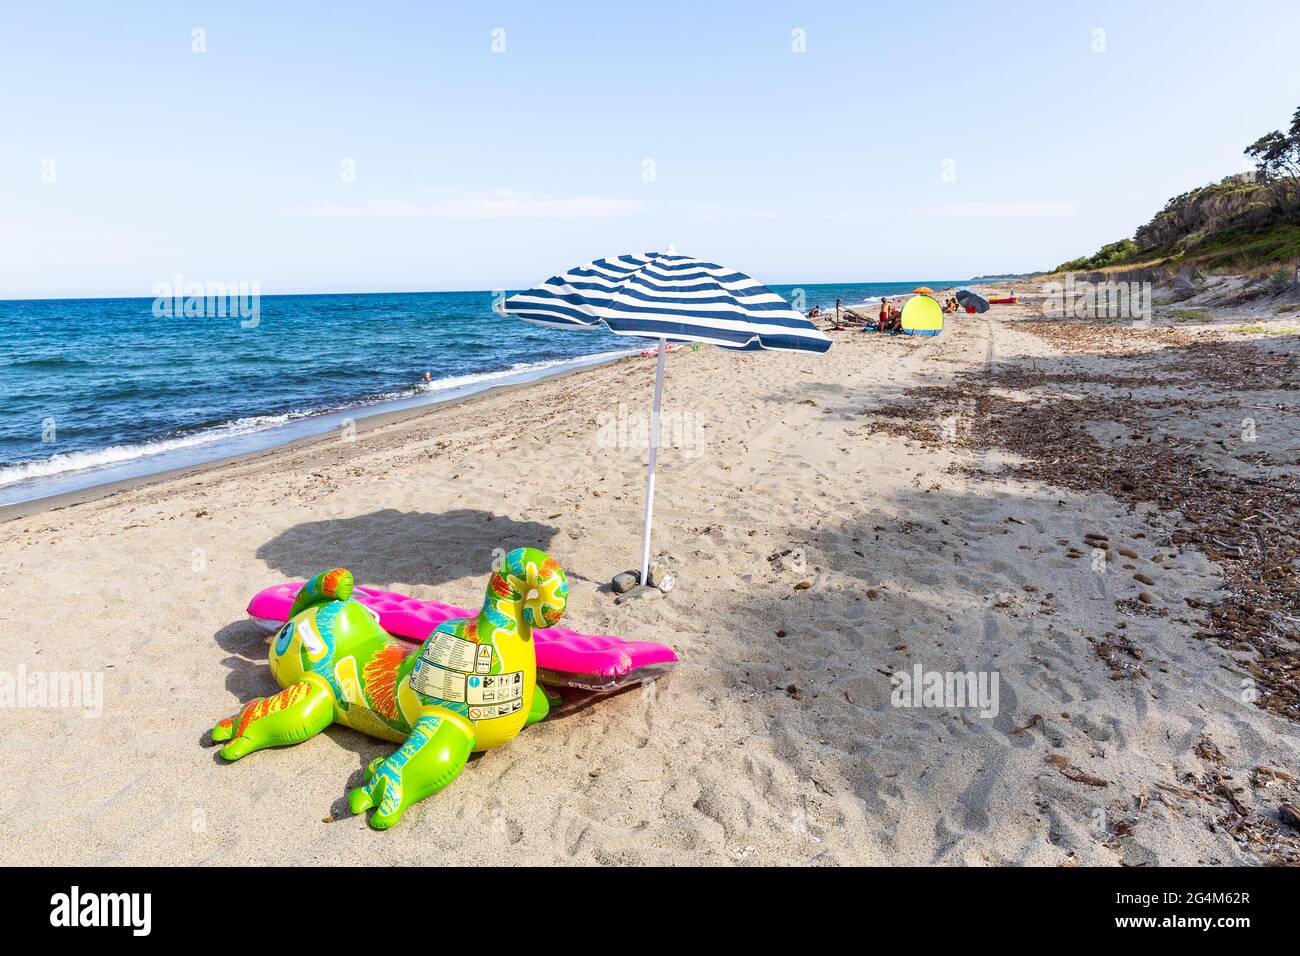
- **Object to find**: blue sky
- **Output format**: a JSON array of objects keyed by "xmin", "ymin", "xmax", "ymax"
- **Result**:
[{"xmin": 2, "ymin": 0, "xmax": 1297, "ymax": 298}]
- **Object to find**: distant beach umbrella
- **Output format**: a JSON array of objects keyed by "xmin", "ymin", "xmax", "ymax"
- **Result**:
[
  {"xmin": 504, "ymin": 251, "xmax": 831, "ymax": 585},
  {"xmin": 912, "ymin": 286, "xmax": 935, "ymax": 295},
  {"xmin": 956, "ymin": 289, "xmax": 990, "ymax": 313}
]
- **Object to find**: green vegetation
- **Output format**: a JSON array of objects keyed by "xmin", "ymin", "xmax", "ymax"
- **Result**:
[
  {"xmin": 1245, "ymin": 105, "xmax": 1300, "ymax": 209},
  {"xmin": 1054, "ymin": 106, "xmax": 1300, "ymax": 275},
  {"xmin": 1172, "ymin": 308, "xmax": 1213, "ymax": 323},
  {"xmin": 1237, "ymin": 324, "xmax": 1300, "ymax": 335},
  {"xmin": 1055, "ymin": 239, "xmax": 1139, "ymax": 273},
  {"xmin": 1052, "ymin": 219, "xmax": 1300, "ymax": 276},
  {"xmin": 1163, "ymin": 222, "xmax": 1300, "ymax": 273}
]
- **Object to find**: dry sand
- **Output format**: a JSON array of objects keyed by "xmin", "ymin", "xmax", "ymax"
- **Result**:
[{"xmin": 2, "ymin": 285, "xmax": 1298, "ymax": 865}]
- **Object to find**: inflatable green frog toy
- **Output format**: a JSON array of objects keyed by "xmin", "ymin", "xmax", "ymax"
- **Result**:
[{"xmin": 211, "ymin": 547, "xmax": 567, "ymax": 829}]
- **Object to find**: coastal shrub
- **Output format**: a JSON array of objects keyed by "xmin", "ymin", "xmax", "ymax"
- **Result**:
[
  {"xmin": 1245, "ymin": 105, "xmax": 1300, "ymax": 209},
  {"xmin": 1054, "ymin": 239, "xmax": 1139, "ymax": 273},
  {"xmin": 1056, "ymin": 105, "xmax": 1300, "ymax": 275},
  {"xmin": 1238, "ymin": 324, "xmax": 1300, "ymax": 335}
]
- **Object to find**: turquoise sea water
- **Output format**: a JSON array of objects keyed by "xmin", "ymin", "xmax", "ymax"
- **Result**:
[{"xmin": 0, "ymin": 281, "xmax": 958, "ymax": 506}]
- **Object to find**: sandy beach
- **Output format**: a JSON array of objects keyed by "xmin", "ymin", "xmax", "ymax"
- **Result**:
[{"xmin": 2, "ymin": 285, "xmax": 1298, "ymax": 866}]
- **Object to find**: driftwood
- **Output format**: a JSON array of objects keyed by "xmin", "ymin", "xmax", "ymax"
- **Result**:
[{"xmin": 830, "ymin": 307, "xmax": 872, "ymax": 329}]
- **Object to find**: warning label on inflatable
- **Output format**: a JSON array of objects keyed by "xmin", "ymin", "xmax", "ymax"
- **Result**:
[
  {"xmin": 466, "ymin": 671, "xmax": 523, "ymax": 706},
  {"xmin": 468, "ymin": 698, "xmax": 524, "ymax": 721},
  {"xmin": 410, "ymin": 657, "xmax": 468, "ymax": 702},
  {"xmin": 422, "ymin": 632, "xmax": 478, "ymax": 673}
]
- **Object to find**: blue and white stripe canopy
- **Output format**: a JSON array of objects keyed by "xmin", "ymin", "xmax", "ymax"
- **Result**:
[{"xmin": 503, "ymin": 252, "xmax": 832, "ymax": 353}]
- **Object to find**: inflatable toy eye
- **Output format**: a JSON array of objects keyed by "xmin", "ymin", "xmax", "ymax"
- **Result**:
[
  {"xmin": 275, "ymin": 622, "xmax": 294, "ymax": 655},
  {"xmin": 297, "ymin": 617, "xmax": 327, "ymax": 661}
]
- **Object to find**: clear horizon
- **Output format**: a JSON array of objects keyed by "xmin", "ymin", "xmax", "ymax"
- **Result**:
[
  {"xmin": 0, "ymin": 276, "xmax": 986, "ymax": 304},
  {"xmin": 3, "ymin": 1, "xmax": 1297, "ymax": 299}
]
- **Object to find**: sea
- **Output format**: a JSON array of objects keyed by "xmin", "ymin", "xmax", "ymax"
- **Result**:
[{"xmin": 0, "ymin": 281, "xmax": 957, "ymax": 507}]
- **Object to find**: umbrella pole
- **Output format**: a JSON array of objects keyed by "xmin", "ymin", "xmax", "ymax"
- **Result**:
[{"xmin": 639, "ymin": 336, "xmax": 667, "ymax": 585}]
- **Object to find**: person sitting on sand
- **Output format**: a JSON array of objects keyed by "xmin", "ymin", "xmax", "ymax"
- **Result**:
[
  {"xmin": 807, "ymin": 305, "xmax": 821, "ymax": 318},
  {"xmin": 875, "ymin": 298, "xmax": 900, "ymax": 333}
]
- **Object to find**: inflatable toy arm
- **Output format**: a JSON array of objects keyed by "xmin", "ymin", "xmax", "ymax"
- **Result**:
[
  {"xmin": 211, "ymin": 677, "xmax": 336, "ymax": 761},
  {"xmin": 288, "ymin": 567, "xmax": 353, "ymax": 619},
  {"xmin": 348, "ymin": 707, "xmax": 476, "ymax": 830}
]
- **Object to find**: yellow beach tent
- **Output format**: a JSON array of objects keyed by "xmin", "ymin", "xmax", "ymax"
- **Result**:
[{"xmin": 901, "ymin": 294, "xmax": 944, "ymax": 336}]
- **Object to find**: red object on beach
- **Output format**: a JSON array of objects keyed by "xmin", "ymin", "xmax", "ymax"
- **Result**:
[
  {"xmin": 965, "ymin": 306, "xmax": 977, "ymax": 314},
  {"xmin": 988, "ymin": 296, "xmax": 1017, "ymax": 305}
]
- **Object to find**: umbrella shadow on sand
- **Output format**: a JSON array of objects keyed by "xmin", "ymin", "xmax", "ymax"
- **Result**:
[{"xmin": 253, "ymin": 507, "xmax": 560, "ymax": 589}]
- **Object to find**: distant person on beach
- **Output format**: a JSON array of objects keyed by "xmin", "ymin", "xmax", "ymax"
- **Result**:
[
  {"xmin": 875, "ymin": 297, "xmax": 900, "ymax": 333},
  {"xmin": 807, "ymin": 305, "xmax": 821, "ymax": 318}
]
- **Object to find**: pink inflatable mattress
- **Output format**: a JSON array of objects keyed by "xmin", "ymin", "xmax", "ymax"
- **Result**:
[{"xmin": 247, "ymin": 582, "xmax": 678, "ymax": 692}]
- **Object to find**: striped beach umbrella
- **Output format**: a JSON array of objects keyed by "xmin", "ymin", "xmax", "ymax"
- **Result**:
[{"xmin": 504, "ymin": 252, "xmax": 831, "ymax": 586}]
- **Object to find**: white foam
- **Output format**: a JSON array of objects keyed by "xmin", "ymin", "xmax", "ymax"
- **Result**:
[
  {"xmin": 0, "ymin": 348, "xmax": 638, "ymax": 496},
  {"xmin": 412, "ymin": 351, "xmax": 633, "ymax": 395},
  {"xmin": 0, "ymin": 410, "xmax": 316, "ymax": 487}
]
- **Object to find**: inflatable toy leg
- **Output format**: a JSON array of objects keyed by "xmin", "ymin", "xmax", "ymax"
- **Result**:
[
  {"xmin": 525, "ymin": 687, "xmax": 551, "ymax": 727},
  {"xmin": 212, "ymin": 678, "xmax": 335, "ymax": 761},
  {"xmin": 348, "ymin": 708, "xmax": 475, "ymax": 830}
]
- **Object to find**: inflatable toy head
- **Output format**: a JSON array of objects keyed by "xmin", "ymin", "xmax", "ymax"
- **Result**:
[{"xmin": 488, "ymin": 546, "xmax": 568, "ymax": 631}]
